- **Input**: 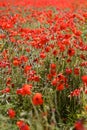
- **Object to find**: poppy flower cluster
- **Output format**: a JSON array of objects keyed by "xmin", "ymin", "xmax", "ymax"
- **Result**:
[{"xmin": 0, "ymin": 2, "xmax": 87, "ymax": 130}]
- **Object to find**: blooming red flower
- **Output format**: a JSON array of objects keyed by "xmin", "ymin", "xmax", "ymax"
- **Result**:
[
  {"xmin": 50, "ymin": 63, "xmax": 56, "ymax": 70},
  {"xmin": 70, "ymin": 89, "xmax": 81, "ymax": 97},
  {"xmin": 65, "ymin": 68, "xmax": 72, "ymax": 74},
  {"xmin": 52, "ymin": 49, "xmax": 58, "ymax": 56},
  {"xmin": 57, "ymin": 83, "xmax": 64, "ymax": 91},
  {"xmin": 8, "ymin": 108, "xmax": 16, "ymax": 118},
  {"xmin": 68, "ymin": 48, "xmax": 75, "ymax": 56},
  {"xmin": 74, "ymin": 120, "xmax": 85, "ymax": 130},
  {"xmin": 58, "ymin": 73, "xmax": 66, "ymax": 82},
  {"xmin": 51, "ymin": 78, "xmax": 59, "ymax": 86},
  {"xmin": 20, "ymin": 124, "xmax": 30, "ymax": 130},
  {"xmin": 47, "ymin": 73, "xmax": 53, "ymax": 80},
  {"xmin": 32, "ymin": 93, "xmax": 43, "ymax": 105},
  {"xmin": 45, "ymin": 46, "xmax": 51, "ymax": 52},
  {"xmin": 22, "ymin": 84, "xmax": 32, "ymax": 95},
  {"xmin": 0, "ymin": 87, "xmax": 10, "ymax": 94},
  {"xmin": 24, "ymin": 65, "xmax": 32, "ymax": 73},
  {"xmin": 59, "ymin": 44, "xmax": 65, "ymax": 52},
  {"xmin": 20, "ymin": 55, "xmax": 28, "ymax": 63},
  {"xmin": 17, "ymin": 120, "xmax": 30, "ymax": 130},
  {"xmin": 82, "ymin": 75, "xmax": 87, "ymax": 85},
  {"xmin": 16, "ymin": 84, "xmax": 32, "ymax": 96},
  {"xmin": 74, "ymin": 30, "xmax": 82, "ymax": 36},
  {"xmin": 74, "ymin": 68, "xmax": 80, "ymax": 75},
  {"xmin": 13, "ymin": 59, "xmax": 20, "ymax": 66},
  {"xmin": 17, "ymin": 120, "xmax": 25, "ymax": 128},
  {"xmin": 40, "ymin": 52, "xmax": 46, "ymax": 59},
  {"xmin": 26, "ymin": 48, "xmax": 30, "ymax": 52},
  {"xmin": 33, "ymin": 75, "xmax": 40, "ymax": 82},
  {"xmin": 80, "ymin": 54, "xmax": 86, "ymax": 60}
]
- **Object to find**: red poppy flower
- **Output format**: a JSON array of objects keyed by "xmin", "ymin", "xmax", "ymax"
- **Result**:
[
  {"xmin": 17, "ymin": 120, "xmax": 30, "ymax": 130},
  {"xmin": 47, "ymin": 73, "xmax": 53, "ymax": 80},
  {"xmin": 16, "ymin": 88, "xmax": 23, "ymax": 95},
  {"xmin": 74, "ymin": 30, "xmax": 82, "ymax": 36},
  {"xmin": 65, "ymin": 68, "xmax": 72, "ymax": 74},
  {"xmin": 58, "ymin": 73, "xmax": 65, "ymax": 82},
  {"xmin": 51, "ymin": 78, "xmax": 59, "ymax": 86},
  {"xmin": 33, "ymin": 75, "xmax": 40, "ymax": 82},
  {"xmin": 74, "ymin": 68, "xmax": 80, "ymax": 75},
  {"xmin": 80, "ymin": 54, "xmax": 86, "ymax": 60},
  {"xmin": 24, "ymin": 65, "xmax": 32, "ymax": 73},
  {"xmin": 20, "ymin": 56, "xmax": 28, "ymax": 63},
  {"xmin": 32, "ymin": 93, "xmax": 43, "ymax": 105},
  {"xmin": 74, "ymin": 120, "xmax": 85, "ymax": 130},
  {"xmin": 52, "ymin": 49, "xmax": 58, "ymax": 56},
  {"xmin": 40, "ymin": 52, "xmax": 46, "ymax": 59},
  {"xmin": 68, "ymin": 48, "xmax": 75, "ymax": 56},
  {"xmin": 8, "ymin": 108, "xmax": 16, "ymax": 118},
  {"xmin": 70, "ymin": 89, "xmax": 80, "ymax": 97},
  {"xmin": 59, "ymin": 44, "xmax": 65, "ymax": 52},
  {"xmin": 57, "ymin": 83, "xmax": 64, "ymax": 91},
  {"xmin": 82, "ymin": 75, "xmax": 87, "ymax": 85},
  {"xmin": 17, "ymin": 120, "xmax": 25, "ymax": 128},
  {"xmin": 22, "ymin": 84, "xmax": 32, "ymax": 95},
  {"xmin": 26, "ymin": 48, "xmax": 30, "ymax": 52},
  {"xmin": 13, "ymin": 59, "xmax": 20, "ymax": 66},
  {"xmin": 45, "ymin": 46, "xmax": 51, "ymax": 52},
  {"xmin": 1, "ymin": 87, "xmax": 10, "ymax": 94},
  {"xmin": 16, "ymin": 84, "xmax": 32, "ymax": 96},
  {"xmin": 20, "ymin": 124, "xmax": 30, "ymax": 130},
  {"xmin": 5, "ymin": 87, "xmax": 10, "ymax": 93},
  {"xmin": 50, "ymin": 63, "xmax": 56, "ymax": 70}
]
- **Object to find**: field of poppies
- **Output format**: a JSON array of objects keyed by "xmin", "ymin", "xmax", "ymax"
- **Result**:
[{"xmin": 0, "ymin": 0, "xmax": 87, "ymax": 130}]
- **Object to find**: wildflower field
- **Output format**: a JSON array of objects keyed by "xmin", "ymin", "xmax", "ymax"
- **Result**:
[{"xmin": 0, "ymin": 0, "xmax": 87, "ymax": 130}]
